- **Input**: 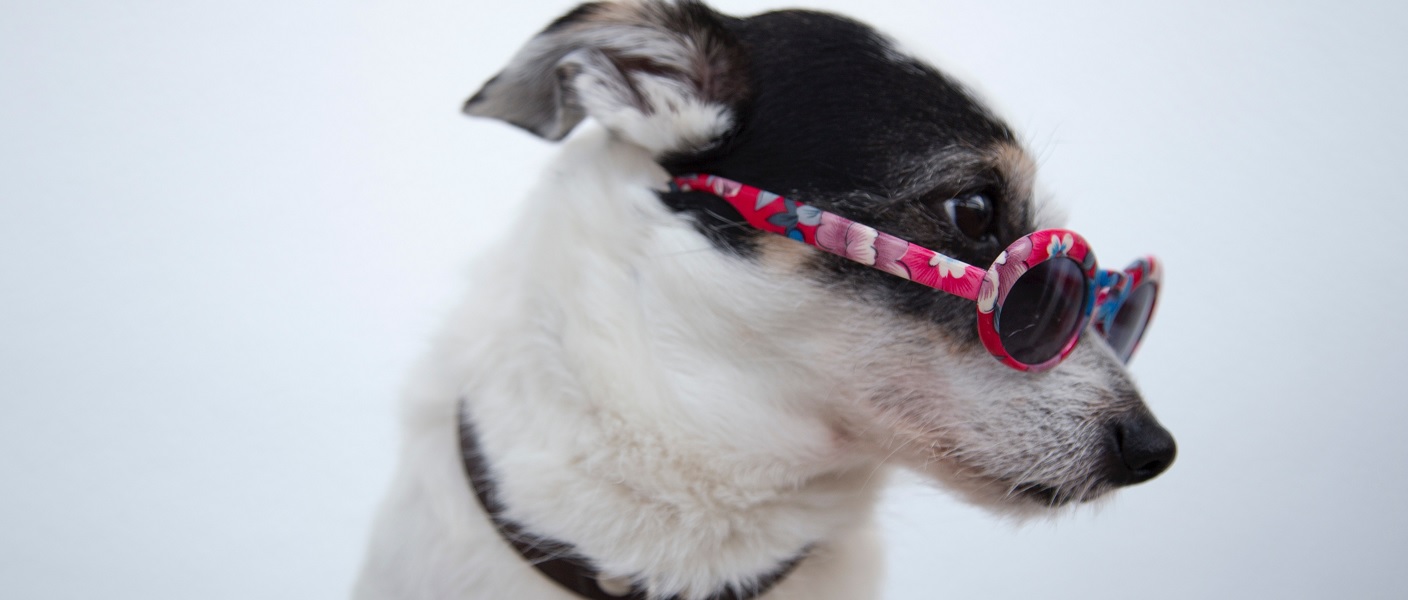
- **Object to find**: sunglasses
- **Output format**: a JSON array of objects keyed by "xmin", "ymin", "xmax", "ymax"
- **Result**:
[{"xmin": 670, "ymin": 174, "xmax": 1161, "ymax": 372}]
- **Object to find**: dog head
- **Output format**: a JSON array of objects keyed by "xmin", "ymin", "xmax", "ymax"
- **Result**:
[{"xmin": 465, "ymin": 0, "xmax": 1174, "ymax": 513}]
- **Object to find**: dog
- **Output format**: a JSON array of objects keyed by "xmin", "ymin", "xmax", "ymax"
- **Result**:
[{"xmin": 354, "ymin": 2, "xmax": 1176, "ymax": 598}]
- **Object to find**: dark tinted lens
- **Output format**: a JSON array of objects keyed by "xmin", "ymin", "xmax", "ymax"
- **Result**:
[
  {"xmin": 997, "ymin": 257, "xmax": 1088, "ymax": 365},
  {"xmin": 1106, "ymin": 282, "xmax": 1157, "ymax": 362}
]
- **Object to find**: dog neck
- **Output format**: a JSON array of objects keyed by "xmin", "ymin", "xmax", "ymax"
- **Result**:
[
  {"xmin": 458, "ymin": 402, "xmax": 806, "ymax": 600},
  {"xmin": 449, "ymin": 129, "xmax": 888, "ymax": 598}
]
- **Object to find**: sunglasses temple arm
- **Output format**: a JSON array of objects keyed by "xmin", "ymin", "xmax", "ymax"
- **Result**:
[
  {"xmin": 671, "ymin": 173, "xmax": 987, "ymax": 301},
  {"xmin": 787, "ymin": 217, "xmax": 986, "ymax": 301},
  {"xmin": 940, "ymin": 261, "xmax": 986, "ymax": 301}
]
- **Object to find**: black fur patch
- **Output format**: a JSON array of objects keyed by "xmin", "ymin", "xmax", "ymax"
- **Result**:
[
  {"xmin": 658, "ymin": 190, "xmax": 764, "ymax": 258},
  {"xmin": 659, "ymin": 8, "xmax": 1035, "ymax": 337},
  {"xmin": 542, "ymin": 2, "xmax": 606, "ymax": 33}
]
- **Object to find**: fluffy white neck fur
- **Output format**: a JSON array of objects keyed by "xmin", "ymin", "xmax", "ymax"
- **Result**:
[{"xmin": 356, "ymin": 129, "xmax": 889, "ymax": 599}]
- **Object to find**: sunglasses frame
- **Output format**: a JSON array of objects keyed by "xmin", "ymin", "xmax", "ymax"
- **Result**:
[
  {"xmin": 670, "ymin": 174, "xmax": 1157, "ymax": 372},
  {"xmin": 1093, "ymin": 256, "xmax": 1162, "ymax": 363}
]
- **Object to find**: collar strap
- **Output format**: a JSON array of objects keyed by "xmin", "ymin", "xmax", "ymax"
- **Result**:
[{"xmin": 458, "ymin": 402, "xmax": 807, "ymax": 600}]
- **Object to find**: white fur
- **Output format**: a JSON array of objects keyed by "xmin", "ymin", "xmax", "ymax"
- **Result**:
[{"xmin": 355, "ymin": 129, "xmax": 893, "ymax": 599}]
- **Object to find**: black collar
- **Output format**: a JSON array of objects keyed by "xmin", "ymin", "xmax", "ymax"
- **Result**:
[{"xmin": 458, "ymin": 402, "xmax": 807, "ymax": 600}]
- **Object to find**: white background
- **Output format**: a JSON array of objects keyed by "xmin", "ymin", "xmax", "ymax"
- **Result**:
[{"xmin": 3, "ymin": 1, "xmax": 1406, "ymax": 598}]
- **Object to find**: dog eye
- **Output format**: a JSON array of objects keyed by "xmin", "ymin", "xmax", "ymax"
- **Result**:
[{"xmin": 937, "ymin": 194, "xmax": 994, "ymax": 241}]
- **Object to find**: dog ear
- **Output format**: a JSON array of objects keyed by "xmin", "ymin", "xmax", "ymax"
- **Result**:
[{"xmin": 463, "ymin": 0, "xmax": 747, "ymax": 154}]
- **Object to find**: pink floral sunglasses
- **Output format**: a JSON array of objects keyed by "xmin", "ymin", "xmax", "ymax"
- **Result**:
[{"xmin": 671, "ymin": 174, "xmax": 1161, "ymax": 372}]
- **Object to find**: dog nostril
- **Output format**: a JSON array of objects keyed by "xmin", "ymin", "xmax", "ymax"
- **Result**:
[{"xmin": 1105, "ymin": 411, "xmax": 1177, "ymax": 485}]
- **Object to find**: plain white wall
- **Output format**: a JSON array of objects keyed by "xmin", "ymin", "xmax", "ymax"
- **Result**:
[{"xmin": 2, "ymin": 1, "xmax": 1405, "ymax": 598}]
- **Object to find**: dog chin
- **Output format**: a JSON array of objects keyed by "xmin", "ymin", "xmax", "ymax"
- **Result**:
[
  {"xmin": 945, "ymin": 481, "xmax": 1116, "ymax": 520},
  {"xmin": 921, "ymin": 465, "xmax": 1119, "ymax": 517},
  {"xmin": 1003, "ymin": 480, "xmax": 1113, "ymax": 509}
]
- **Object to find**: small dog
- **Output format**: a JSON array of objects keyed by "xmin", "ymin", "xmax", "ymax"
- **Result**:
[{"xmin": 354, "ymin": 2, "xmax": 1175, "ymax": 599}]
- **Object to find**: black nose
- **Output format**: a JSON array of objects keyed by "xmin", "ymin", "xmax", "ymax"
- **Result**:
[{"xmin": 1104, "ymin": 410, "xmax": 1177, "ymax": 485}]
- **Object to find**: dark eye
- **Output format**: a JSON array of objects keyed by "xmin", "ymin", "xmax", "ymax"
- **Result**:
[{"xmin": 940, "ymin": 194, "xmax": 994, "ymax": 241}]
